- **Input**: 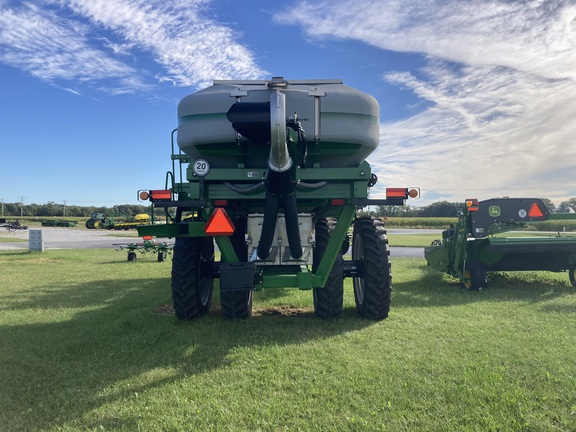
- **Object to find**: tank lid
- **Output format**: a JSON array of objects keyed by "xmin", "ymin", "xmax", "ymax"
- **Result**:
[{"xmin": 212, "ymin": 78, "xmax": 343, "ymax": 86}]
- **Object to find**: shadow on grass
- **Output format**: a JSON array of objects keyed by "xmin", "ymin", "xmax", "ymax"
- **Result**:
[
  {"xmin": 0, "ymin": 277, "xmax": 372, "ymax": 430},
  {"xmin": 392, "ymin": 260, "xmax": 575, "ymax": 309}
]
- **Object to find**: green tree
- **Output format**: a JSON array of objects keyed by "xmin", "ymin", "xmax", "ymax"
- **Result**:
[
  {"xmin": 539, "ymin": 198, "xmax": 556, "ymax": 213},
  {"xmin": 419, "ymin": 201, "xmax": 464, "ymax": 217},
  {"xmin": 558, "ymin": 198, "xmax": 576, "ymax": 213}
]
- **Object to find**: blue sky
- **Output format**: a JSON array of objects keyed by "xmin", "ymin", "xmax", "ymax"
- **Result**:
[{"xmin": 1, "ymin": 0, "xmax": 575, "ymax": 208}]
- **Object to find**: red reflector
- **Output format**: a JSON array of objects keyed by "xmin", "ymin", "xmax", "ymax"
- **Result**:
[
  {"xmin": 386, "ymin": 188, "xmax": 407, "ymax": 198},
  {"xmin": 150, "ymin": 189, "xmax": 171, "ymax": 201},
  {"xmin": 142, "ymin": 235, "xmax": 153, "ymax": 241},
  {"xmin": 214, "ymin": 200, "xmax": 228, "ymax": 206},
  {"xmin": 465, "ymin": 199, "xmax": 479, "ymax": 212},
  {"xmin": 331, "ymin": 199, "xmax": 345, "ymax": 206},
  {"xmin": 528, "ymin": 203, "xmax": 544, "ymax": 218},
  {"xmin": 205, "ymin": 208, "xmax": 235, "ymax": 236}
]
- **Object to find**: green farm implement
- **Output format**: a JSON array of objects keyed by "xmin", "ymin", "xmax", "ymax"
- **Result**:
[
  {"xmin": 114, "ymin": 237, "xmax": 173, "ymax": 262},
  {"xmin": 137, "ymin": 77, "xmax": 417, "ymax": 320},
  {"xmin": 425, "ymin": 198, "xmax": 576, "ymax": 289},
  {"xmin": 85, "ymin": 211, "xmax": 150, "ymax": 230}
]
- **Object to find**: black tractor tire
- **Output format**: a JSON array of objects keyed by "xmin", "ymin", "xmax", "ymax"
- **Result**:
[
  {"xmin": 568, "ymin": 263, "xmax": 576, "ymax": 287},
  {"xmin": 352, "ymin": 216, "xmax": 391, "ymax": 320},
  {"xmin": 220, "ymin": 217, "xmax": 253, "ymax": 319},
  {"xmin": 313, "ymin": 218, "xmax": 344, "ymax": 319},
  {"xmin": 461, "ymin": 261, "xmax": 487, "ymax": 290},
  {"xmin": 127, "ymin": 251, "xmax": 137, "ymax": 262},
  {"xmin": 157, "ymin": 252, "xmax": 166, "ymax": 262},
  {"xmin": 171, "ymin": 236, "xmax": 214, "ymax": 320}
]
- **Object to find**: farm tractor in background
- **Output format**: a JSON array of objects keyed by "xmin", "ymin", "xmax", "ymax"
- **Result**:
[
  {"xmin": 85, "ymin": 210, "xmax": 150, "ymax": 230},
  {"xmin": 425, "ymin": 198, "xmax": 576, "ymax": 289},
  {"xmin": 137, "ymin": 77, "xmax": 418, "ymax": 320}
]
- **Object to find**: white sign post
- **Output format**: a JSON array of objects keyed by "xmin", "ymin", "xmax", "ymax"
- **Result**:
[{"xmin": 29, "ymin": 229, "xmax": 44, "ymax": 252}]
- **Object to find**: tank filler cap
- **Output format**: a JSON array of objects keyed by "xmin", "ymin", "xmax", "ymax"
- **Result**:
[{"xmin": 268, "ymin": 77, "xmax": 287, "ymax": 88}]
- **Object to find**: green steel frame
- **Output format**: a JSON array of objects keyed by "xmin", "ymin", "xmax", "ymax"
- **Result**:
[{"xmin": 138, "ymin": 127, "xmax": 380, "ymax": 291}]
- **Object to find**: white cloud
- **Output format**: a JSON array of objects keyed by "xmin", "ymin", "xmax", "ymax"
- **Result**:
[
  {"xmin": 0, "ymin": 2, "xmax": 149, "ymax": 92},
  {"xmin": 0, "ymin": 0, "xmax": 267, "ymax": 95},
  {"xmin": 61, "ymin": 87, "xmax": 82, "ymax": 95},
  {"xmin": 275, "ymin": 0, "xmax": 576, "ymax": 205},
  {"xmin": 53, "ymin": 0, "xmax": 267, "ymax": 87}
]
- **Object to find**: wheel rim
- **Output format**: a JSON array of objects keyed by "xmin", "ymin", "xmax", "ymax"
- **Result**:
[{"xmin": 352, "ymin": 233, "xmax": 365, "ymax": 304}]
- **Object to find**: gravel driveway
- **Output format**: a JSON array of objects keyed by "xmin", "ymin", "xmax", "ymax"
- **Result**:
[{"xmin": 0, "ymin": 227, "xmax": 148, "ymax": 251}]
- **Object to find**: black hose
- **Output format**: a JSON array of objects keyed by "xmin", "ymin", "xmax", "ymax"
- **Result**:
[
  {"xmin": 297, "ymin": 181, "xmax": 327, "ymax": 189},
  {"xmin": 257, "ymin": 192, "xmax": 279, "ymax": 260},
  {"xmin": 224, "ymin": 182, "xmax": 266, "ymax": 194},
  {"xmin": 284, "ymin": 192, "xmax": 302, "ymax": 259}
]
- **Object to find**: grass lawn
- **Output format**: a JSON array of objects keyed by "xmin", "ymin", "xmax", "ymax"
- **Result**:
[
  {"xmin": 0, "ymin": 236, "xmax": 27, "ymax": 243},
  {"xmin": 388, "ymin": 233, "xmax": 439, "ymax": 248},
  {"xmin": 388, "ymin": 232, "xmax": 576, "ymax": 248},
  {"xmin": 0, "ymin": 249, "xmax": 575, "ymax": 431}
]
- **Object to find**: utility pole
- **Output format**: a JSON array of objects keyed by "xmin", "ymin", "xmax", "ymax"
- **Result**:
[
  {"xmin": 63, "ymin": 200, "xmax": 67, "ymax": 218},
  {"xmin": 1, "ymin": 198, "xmax": 4, "ymax": 218},
  {"xmin": 19, "ymin": 196, "xmax": 26, "ymax": 221}
]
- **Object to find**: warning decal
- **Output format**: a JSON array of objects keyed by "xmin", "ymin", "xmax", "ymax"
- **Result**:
[{"xmin": 528, "ymin": 202, "xmax": 544, "ymax": 218}]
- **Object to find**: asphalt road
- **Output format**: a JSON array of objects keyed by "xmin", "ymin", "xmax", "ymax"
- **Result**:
[{"xmin": 0, "ymin": 227, "xmax": 425, "ymax": 258}]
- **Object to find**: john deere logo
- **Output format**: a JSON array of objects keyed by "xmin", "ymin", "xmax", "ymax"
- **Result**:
[{"xmin": 489, "ymin": 206, "xmax": 501, "ymax": 217}]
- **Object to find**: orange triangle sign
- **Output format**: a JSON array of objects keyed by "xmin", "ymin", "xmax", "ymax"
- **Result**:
[
  {"xmin": 528, "ymin": 203, "xmax": 544, "ymax": 218},
  {"xmin": 205, "ymin": 208, "xmax": 235, "ymax": 236}
]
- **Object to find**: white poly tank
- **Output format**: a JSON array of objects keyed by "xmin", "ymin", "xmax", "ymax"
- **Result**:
[{"xmin": 177, "ymin": 78, "xmax": 380, "ymax": 168}]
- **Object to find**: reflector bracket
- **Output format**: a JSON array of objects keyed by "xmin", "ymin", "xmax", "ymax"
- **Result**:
[
  {"xmin": 386, "ymin": 188, "xmax": 408, "ymax": 198},
  {"xmin": 150, "ymin": 189, "xmax": 171, "ymax": 201}
]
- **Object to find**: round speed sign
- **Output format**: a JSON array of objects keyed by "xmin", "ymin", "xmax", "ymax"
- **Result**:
[{"xmin": 193, "ymin": 159, "xmax": 210, "ymax": 176}]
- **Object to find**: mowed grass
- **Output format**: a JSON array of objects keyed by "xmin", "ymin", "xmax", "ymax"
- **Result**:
[
  {"xmin": 1, "ymin": 250, "xmax": 575, "ymax": 431},
  {"xmin": 388, "ymin": 232, "xmax": 576, "ymax": 248},
  {"xmin": 388, "ymin": 233, "xmax": 439, "ymax": 248}
]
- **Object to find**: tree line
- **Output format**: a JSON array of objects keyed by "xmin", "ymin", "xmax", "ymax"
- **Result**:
[
  {"xmin": 0, "ymin": 202, "xmax": 153, "ymax": 218},
  {"xmin": 2, "ymin": 197, "xmax": 576, "ymax": 219}
]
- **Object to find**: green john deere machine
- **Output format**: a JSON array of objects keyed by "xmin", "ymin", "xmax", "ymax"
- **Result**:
[
  {"xmin": 425, "ymin": 198, "xmax": 576, "ymax": 290},
  {"xmin": 85, "ymin": 210, "xmax": 150, "ymax": 230},
  {"xmin": 138, "ymin": 77, "xmax": 418, "ymax": 320}
]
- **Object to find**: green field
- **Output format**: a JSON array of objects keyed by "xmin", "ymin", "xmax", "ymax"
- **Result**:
[{"xmin": 1, "ymin": 249, "xmax": 575, "ymax": 431}]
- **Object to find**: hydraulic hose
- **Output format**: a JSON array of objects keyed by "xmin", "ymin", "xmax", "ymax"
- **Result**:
[
  {"xmin": 297, "ymin": 181, "xmax": 328, "ymax": 189},
  {"xmin": 224, "ymin": 181, "xmax": 266, "ymax": 194}
]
